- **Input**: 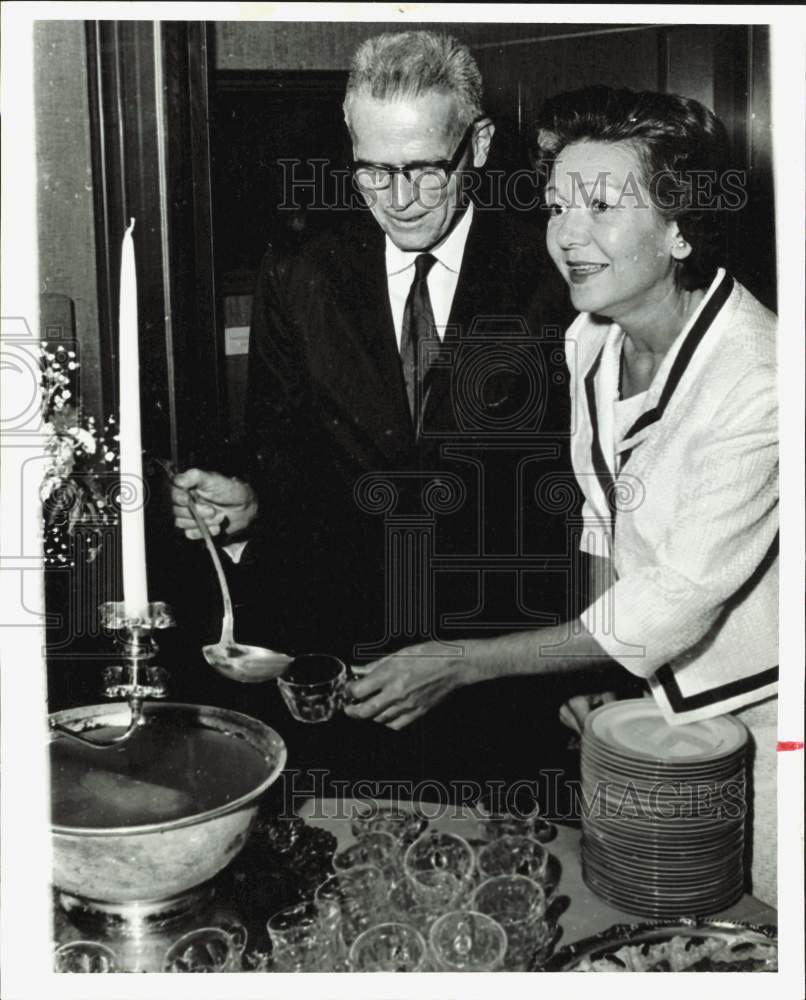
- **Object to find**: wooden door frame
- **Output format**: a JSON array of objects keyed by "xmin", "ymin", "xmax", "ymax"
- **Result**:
[{"xmin": 85, "ymin": 19, "xmax": 223, "ymax": 471}]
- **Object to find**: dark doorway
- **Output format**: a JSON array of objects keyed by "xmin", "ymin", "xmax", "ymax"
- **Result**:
[{"xmin": 210, "ymin": 70, "xmax": 356, "ymax": 297}]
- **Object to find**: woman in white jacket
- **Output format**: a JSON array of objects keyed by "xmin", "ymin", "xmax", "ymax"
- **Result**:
[{"xmin": 347, "ymin": 86, "xmax": 778, "ymax": 904}]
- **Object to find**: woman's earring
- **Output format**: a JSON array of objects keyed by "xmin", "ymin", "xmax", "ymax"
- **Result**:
[{"xmin": 672, "ymin": 235, "xmax": 691, "ymax": 260}]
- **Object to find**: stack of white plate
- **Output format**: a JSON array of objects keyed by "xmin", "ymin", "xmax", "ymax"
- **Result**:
[{"xmin": 580, "ymin": 699, "xmax": 749, "ymax": 918}]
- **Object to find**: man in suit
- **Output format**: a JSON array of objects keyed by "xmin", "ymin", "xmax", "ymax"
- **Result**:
[{"xmin": 172, "ymin": 31, "xmax": 581, "ymax": 801}]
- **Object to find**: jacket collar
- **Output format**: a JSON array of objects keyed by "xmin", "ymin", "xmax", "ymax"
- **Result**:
[
  {"xmin": 619, "ymin": 269, "xmax": 734, "ymax": 452},
  {"xmin": 385, "ymin": 201, "xmax": 474, "ymax": 278},
  {"xmin": 582, "ymin": 269, "xmax": 734, "ymax": 530}
]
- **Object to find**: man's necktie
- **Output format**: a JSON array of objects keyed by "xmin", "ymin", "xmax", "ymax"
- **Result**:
[{"xmin": 400, "ymin": 252, "xmax": 438, "ymax": 432}]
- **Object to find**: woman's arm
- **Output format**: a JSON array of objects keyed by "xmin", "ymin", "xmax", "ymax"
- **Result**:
[
  {"xmin": 346, "ymin": 360, "xmax": 777, "ymax": 729},
  {"xmin": 345, "ymin": 539, "xmax": 617, "ymax": 729},
  {"xmin": 345, "ymin": 623, "xmax": 613, "ymax": 730}
]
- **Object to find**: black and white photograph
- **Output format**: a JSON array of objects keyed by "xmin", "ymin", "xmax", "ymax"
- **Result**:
[{"xmin": 1, "ymin": 3, "xmax": 803, "ymax": 996}]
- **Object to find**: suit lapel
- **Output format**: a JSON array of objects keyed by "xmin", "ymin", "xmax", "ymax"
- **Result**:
[
  {"xmin": 421, "ymin": 211, "xmax": 501, "ymax": 430},
  {"xmin": 328, "ymin": 220, "xmax": 415, "ymax": 458},
  {"xmin": 445, "ymin": 208, "xmax": 503, "ymax": 339},
  {"xmin": 584, "ymin": 345, "xmax": 618, "ymax": 533},
  {"xmin": 423, "ymin": 211, "xmax": 544, "ymax": 431}
]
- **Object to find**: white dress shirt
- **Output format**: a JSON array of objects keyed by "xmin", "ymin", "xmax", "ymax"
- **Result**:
[{"xmin": 385, "ymin": 202, "xmax": 474, "ymax": 346}]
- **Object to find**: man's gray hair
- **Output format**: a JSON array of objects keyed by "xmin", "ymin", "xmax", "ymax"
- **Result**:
[{"xmin": 343, "ymin": 31, "xmax": 483, "ymax": 135}]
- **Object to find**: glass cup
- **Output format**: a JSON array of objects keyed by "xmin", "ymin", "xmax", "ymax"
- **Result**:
[
  {"xmin": 270, "ymin": 937, "xmax": 325, "ymax": 972},
  {"xmin": 407, "ymin": 868, "xmax": 466, "ymax": 910},
  {"xmin": 270, "ymin": 920, "xmax": 351, "ymax": 974},
  {"xmin": 218, "ymin": 920, "xmax": 247, "ymax": 957},
  {"xmin": 268, "ymin": 898, "xmax": 347, "ymax": 971},
  {"xmin": 312, "ymin": 895, "xmax": 353, "ymax": 969},
  {"xmin": 267, "ymin": 901, "xmax": 321, "ymax": 949},
  {"xmin": 350, "ymin": 802, "xmax": 430, "ymax": 846},
  {"xmin": 388, "ymin": 872, "xmax": 461, "ymax": 935},
  {"xmin": 349, "ymin": 922, "xmax": 429, "ymax": 972},
  {"xmin": 476, "ymin": 792, "xmax": 557, "ymax": 843},
  {"xmin": 429, "ymin": 910, "xmax": 508, "ymax": 972},
  {"xmin": 477, "ymin": 835, "xmax": 549, "ymax": 883},
  {"xmin": 162, "ymin": 926, "xmax": 240, "ymax": 972},
  {"xmin": 334, "ymin": 831, "xmax": 400, "ymax": 882},
  {"xmin": 277, "ymin": 654, "xmax": 346, "ymax": 723},
  {"xmin": 530, "ymin": 817, "xmax": 558, "ymax": 843},
  {"xmin": 471, "ymin": 875, "xmax": 548, "ymax": 971},
  {"xmin": 476, "ymin": 790, "xmax": 542, "ymax": 841},
  {"xmin": 404, "ymin": 831, "xmax": 476, "ymax": 899},
  {"xmin": 314, "ymin": 866, "xmax": 385, "ymax": 946},
  {"xmin": 54, "ymin": 941, "xmax": 117, "ymax": 973}
]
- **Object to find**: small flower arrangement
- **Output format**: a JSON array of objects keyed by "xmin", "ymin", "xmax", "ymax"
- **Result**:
[{"xmin": 40, "ymin": 343, "xmax": 118, "ymax": 566}]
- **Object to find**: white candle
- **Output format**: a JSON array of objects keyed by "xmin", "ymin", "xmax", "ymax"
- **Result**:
[{"xmin": 118, "ymin": 218, "xmax": 149, "ymax": 618}]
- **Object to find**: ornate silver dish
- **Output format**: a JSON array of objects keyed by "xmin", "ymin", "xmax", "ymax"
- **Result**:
[{"xmin": 541, "ymin": 918, "xmax": 777, "ymax": 972}]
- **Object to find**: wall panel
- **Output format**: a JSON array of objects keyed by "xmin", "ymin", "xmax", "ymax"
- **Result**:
[
  {"xmin": 213, "ymin": 21, "xmax": 629, "ymax": 71},
  {"xmin": 34, "ymin": 21, "xmax": 102, "ymax": 422}
]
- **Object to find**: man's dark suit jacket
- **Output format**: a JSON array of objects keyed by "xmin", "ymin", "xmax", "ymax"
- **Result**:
[{"xmin": 230, "ymin": 206, "xmax": 586, "ymax": 796}]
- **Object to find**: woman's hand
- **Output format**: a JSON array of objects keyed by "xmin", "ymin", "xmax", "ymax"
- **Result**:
[
  {"xmin": 171, "ymin": 468, "xmax": 258, "ymax": 540},
  {"xmin": 559, "ymin": 691, "xmax": 618, "ymax": 736},
  {"xmin": 345, "ymin": 641, "xmax": 475, "ymax": 730},
  {"xmin": 344, "ymin": 627, "xmax": 614, "ymax": 730}
]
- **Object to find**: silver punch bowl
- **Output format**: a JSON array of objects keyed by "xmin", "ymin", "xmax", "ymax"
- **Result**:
[{"xmin": 49, "ymin": 702, "xmax": 287, "ymax": 908}]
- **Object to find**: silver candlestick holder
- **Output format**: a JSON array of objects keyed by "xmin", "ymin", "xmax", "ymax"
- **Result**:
[
  {"xmin": 99, "ymin": 599, "xmax": 174, "ymax": 702},
  {"xmin": 49, "ymin": 600, "xmax": 175, "ymax": 750}
]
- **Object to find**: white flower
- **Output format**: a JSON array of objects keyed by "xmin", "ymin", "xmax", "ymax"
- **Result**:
[
  {"xmin": 40, "ymin": 473, "xmax": 59, "ymax": 501},
  {"xmin": 40, "ymin": 346, "xmax": 115, "ymax": 563},
  {"xmin": 67, "ymin": 426, "xmax": 97, "ymax": 455}
]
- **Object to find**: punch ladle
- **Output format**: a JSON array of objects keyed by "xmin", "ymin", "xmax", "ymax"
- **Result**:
[{"xmin": 186, "ymin": 492, "xmax": 291, "ymax": 682}]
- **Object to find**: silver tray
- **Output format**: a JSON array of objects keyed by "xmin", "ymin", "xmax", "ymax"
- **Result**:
[{"xmin": 541, "ymin": 918, "xmax": 777, "ymax": 972}]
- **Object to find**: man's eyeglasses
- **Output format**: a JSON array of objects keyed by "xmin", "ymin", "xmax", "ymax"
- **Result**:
[{"xmin": 352, "ymin": 121, "xmax": 478, "ymax": 192}]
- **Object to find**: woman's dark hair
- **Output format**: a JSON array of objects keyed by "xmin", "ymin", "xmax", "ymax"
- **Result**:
[{"xmin": 534, "ymin": 86, "xmax": 732, "ymax": 290}]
